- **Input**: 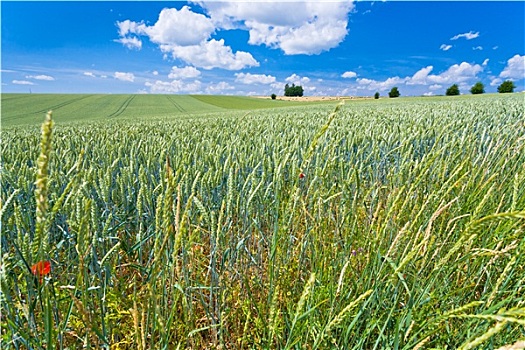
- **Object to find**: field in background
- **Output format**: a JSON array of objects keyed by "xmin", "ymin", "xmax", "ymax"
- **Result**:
[
  {"xmin": 2, "ymin": 93, "xmax": 511, "ymax": 127},
  {"xmin": 1, "ymin": 93, "xmax": 524, "ymax": 349},
  {"xmin": 1, "ymin": 94, "xmax": 334, "ymax": 127}
]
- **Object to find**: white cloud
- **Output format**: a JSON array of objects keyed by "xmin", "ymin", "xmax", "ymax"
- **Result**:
[
  {"xmin": 450, "ymin": 31, "xmax": 479, "ymax": 40},
  {"xmin": 26, "ymin": 75, "xmax": 55, "ymax": 81},
  {"xmin": 199, "ymin": 1, "xmax": 354, "ymax": 55},
  {"xmin": 84, "ymin": 72, "xmax": 96, "ymax": 78},
  {"xmin": 162, "ymin": 39, "xmax": 258, "ymax": 70},
  {"xmin": 305, "ymin": 85, "xmax": 317, "ymax": 93},
  {"xmin": 114, "ymin": 72, "xmax": 135, "ymax": 82},
  {"xmin": 168, "ymin": 66, "xmax": 201, "ymax": 79},
  {"xmin": 117, "ymin": 6, "xmax": 258, "ymax": 70},
  {"xmin": 116, "ymin": 19, "xmax": 141, "ymax": 37},
  {"xmin": 12, "ymin": 80, "xmax": 34, "ymax": 85},
  {"xmin": 356, "ymin": 62, "xmax": 484, "ymax": 93},
  {"xmin": 145, "ymin": 79, "xmax": 201, "ymax": 93},
  {"xmin": 114, "ymin": 36, "xmax": 142, "ymax": 50},
  {"xmin": 342, "ymin": 71, "xmax": 357, "ymax": 79},
  {"xmin": 489, "ymin": 77, "xmax": 501, "ymax": 86},
  {"xmin": 473, "ymin": 46, "xmax": 483, "ymax": 51},
  {"xmin": 482, "ymin": 59, "xmax": 489, "ymax": 66},
  {"xmin": 499, "ymin": 54, "xmax": 525, "ymax": 80},
  {"xmin": 153, "ymin": 71, "xmax": 159, "ymax": 76},
  {"xmin": 285, "ymin": 73, "xmax": 310, "ymax": 85},
  {"xmin": 440, "ymin": 44, "xmax": 452, "ymax": 51},
  {"xmin": 407, "ymin": 66, "xmax": 433, "ymax": 85},
  {"xmin": 423, "ymin": 92, "xmax": 434, "ymax": 96},
  {"xmin": 408, "ymin": 62, "xmax": 483, "ymax": 85},
  {"xmin": 356, "ymin": 76, "xmax": 407, "ymax": 91},
  {"xmin": 270, "ymin": 82, "xmax": 285, "ymax": 91},
  {"xmin": 493, "ymin": 46, "xmax": 499, "ymax": 50},
  {"xmin": 205, "ymin": 81, "xmax": 235, "ymax": 94},
  {"xmin": 235, "ymin": 72, "xmax": 276, "ymax": 85},
  {"xmin": 148, "ymin": 7, "xmax": 214, "ymax": 45}
]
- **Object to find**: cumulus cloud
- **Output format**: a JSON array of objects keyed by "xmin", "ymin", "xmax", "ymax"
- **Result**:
[
  {"xmin": 235, "ymin": 72, "xmax": 276, "ymax": 85},
  {"xmin": 499, "ymin": 54, "xmax": 525, "ymax": 79},
  {"xmin": 153, "ymin": 71, "xmax": 159, "ymax": 76},
  {"xmin": 116, "ymin": 19, "xmax": 141, "ymax": 37},
  {"xmin": 342, "ymin": 71, "xmax": 357, "ymax": 78},
  {"xmin": 164, "ymin": 39, "xmax": 258, "ymax": 70},
  {"xmin": 285, "ymin": 73, "xmax": 310, "ymax": 85},
  {"xmin": 440, "ymin": 44, "xmax": 452, "ymax": 51},
  {"xmin": 26, "ymin": 75, "xmax": 55, "ymax": 81},
  {"xmin": 205, "ymin": 81, "xmax": 235, "ymax": 94},
  {"xmin": 356, "ymin": 62, "xmax": 484, "ymax": 92},
  {"xmin": 168, "ymin": 66, "xmax": 201, "ymax": 79},
  {"xmin": 138, "ymin": 7, "xmax": 214, "ymax": 46},
  {"xmin": 114, "ymin": 36, "xmax": 142, "ymax": 50},
  {"xmin": 356, "ymin": 76, "xmax": 407, "ymax": 91},
  {"xmin": 145, "ymin": 79, "xmax": 201, "ymax": 93},
  {"xmin": 429, "ymin": 62, "xmax": 484, "ymax": 84},
  {"xmin": 490, "ymin": 78, "xmax": 502, "ymax": 86},
  {"xmin": 116, "ymin": 6, "xmax": 258, "ymax": 70},
  {"xmin": 84, "ymin": 72, "xmax": 96, "ymax": 78},
  {"xmin": 407, "ymin": 66, "xmax": 434, "ymax": 85},
  {"xmin": 407, "ymin": 62, "xmax": 483, "ymax": 85},
  {"xmin": 12, "ymin": 80, "xmax": 34, "ymax": 85},
  {"xmin": 114, "ymin": 72, "xmax": 135, "ymax": 82},
  {"xmin": 450, "ymin": 31, "xmax": 479, "ymax": 40},
  {"xmin": 199, "ymin": 0, "xmax": 354, "ymax": 55},
  {"xmin": 270, "ymin": 82, "xmax": 285, "ymax": 91}
]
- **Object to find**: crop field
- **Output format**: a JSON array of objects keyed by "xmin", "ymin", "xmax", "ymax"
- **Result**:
[
  {"xmin": 1, "ymin": 94, "xmax": 327, "ymax": 127},
  {"xmin": 1, "ymin": 93, "xmax": 524, "ymax": 349}
]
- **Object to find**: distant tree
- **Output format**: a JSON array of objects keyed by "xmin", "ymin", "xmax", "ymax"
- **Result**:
[
  {"xmin": 295, "ymin": 85, "xmax": 304, "ymax": 97},
  {"xmin": 497, "ymin": 80, "xmax": 516, "ymax": 93},
  {"xmin": 271, "ymin": 93, "xmax": 277, "ymax": 100},
  {"xmin": 388, "ymin": 87, "xmax": 400, "ymax": 98},
  {"xmin": 284, "ymin": 83, "xmax": 304, "ymax": 97},
  {"xmin": 446, "ymin": 84, "xmax": 460, "ymax": 96},
  {"xmin": 374, "ymin": 92, "xmax": 380, "ymax": 99},
  {"xmin": 470, "ymin": 82, "xmax": 485, "ymax": 94}
]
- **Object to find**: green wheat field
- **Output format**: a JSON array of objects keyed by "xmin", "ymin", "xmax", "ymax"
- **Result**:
[{"xmin": 1, "ymin": 93, "xmax": 524, "ymax": 349}]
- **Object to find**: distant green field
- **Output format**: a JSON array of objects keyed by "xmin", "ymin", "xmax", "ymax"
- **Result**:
[
  {"xmin": 1, "ymin": 93, "xmax": 334, "ymax": 126},
  {"xmin": 190, "ymin": 94, "xmax": 323, "ymax": 109},
  {"xmin": 3, "ymin": 92, "xmax": 519, "ymax": 127}
]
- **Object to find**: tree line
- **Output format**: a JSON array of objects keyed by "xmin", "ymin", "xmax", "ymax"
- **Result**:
[
  {"xmin": 270, "ymin": 80, "xmax": 516, "ymax": 99},
  {"xmin": 377, "ymin": 80, "xmax": 516, "ymax": 98}
]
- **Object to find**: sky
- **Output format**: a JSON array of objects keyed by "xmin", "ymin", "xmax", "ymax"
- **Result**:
[{"xmin": 1, "ymin": 1, "xmax": 524, "ymax": 96}]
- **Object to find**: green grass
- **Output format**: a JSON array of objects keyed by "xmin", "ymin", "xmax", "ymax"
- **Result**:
[{"xmin": 1, "ymin": 93, "xmax": 524, "ymax": 349}]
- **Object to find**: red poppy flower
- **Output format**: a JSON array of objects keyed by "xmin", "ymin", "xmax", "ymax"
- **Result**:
[
  {"xmin": 31, "ymin": 260, "xmax": 51, "ymax": 279},
  {"xmin": 299, "ymin": 173, "xmax": 305, "ymax": 179}
]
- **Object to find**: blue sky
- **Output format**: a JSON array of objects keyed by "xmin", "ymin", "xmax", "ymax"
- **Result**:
[{"xmin": 1, "ymin": 1, "xmax": 524, "ymax": 96}]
